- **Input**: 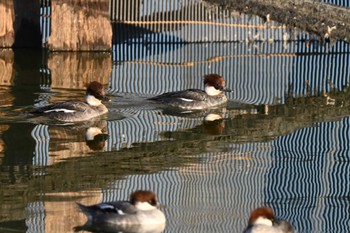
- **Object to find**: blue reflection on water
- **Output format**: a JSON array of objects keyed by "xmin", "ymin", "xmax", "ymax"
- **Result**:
[
  {"xmin": 268, "ymin": 117, "xmax": 350, "ymax": 232},
  {"xmin": 111, "ymin": 41, "xmax": 350, "ymax": 105},
  {"xmin": 98, "ymin": 116, "xmax": 350, "ymax": 233}
]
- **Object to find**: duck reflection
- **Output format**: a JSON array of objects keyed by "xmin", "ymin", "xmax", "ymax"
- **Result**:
[
  {"xmin": 201, "ymin": 113, "xmax": 225, "ymax": 135},
  {"xmin": 157, "ymin": 102, "xmax": 265, "ymax": 147},
  {"xmin": 74, "ymin": 222, "xmax": 166, "ymax": 233},
  {"xmin": 159, "ymin": 112, "xmax": 226, "ymax": 147},
  {"xmin": 159, "ymin": 105, "xmax": 226, "ymax": 118},
  {"xmin": 155, "ymin": 100, "xmax": 259, "ymax": 138},
  {"xmin": 31, "ymin": 120, "xmax": 109, "ymax": 166},
  {"xmin": 85, "ymin": 126, "xmax": 109, "ymax": 151}
]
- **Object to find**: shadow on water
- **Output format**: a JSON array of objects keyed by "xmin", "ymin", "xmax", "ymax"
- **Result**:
[{"xmin": 0, "ymin": 50, "xmax": 42, "ymax": 169}]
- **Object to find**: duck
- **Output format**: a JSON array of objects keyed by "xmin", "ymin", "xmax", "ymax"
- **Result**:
[
  {"xmin": 30, "ymin": 81, "xmax": 109, "ymax": 122},
  {"xmin": 243, "ymin": 207, "xmax": 295, "ymax": 233},
  {"xmin": 149, "ymin": 74, "xmax": 231, "ymax": 110},
  {"xmin": 76, "ymin": 190, "xmax": 166, "ymax": 232}
]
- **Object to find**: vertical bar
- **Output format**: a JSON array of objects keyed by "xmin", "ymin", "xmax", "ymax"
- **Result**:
[
  {"xmin": 165, "ymin": 0, "xmax": 168, "ymax": 44},
  {"xmin": 131, "ymin": 0, "xmax": 134, "ymax": 21},
  {"xmin": 190, "ymin": 2, "xmax": 193, "ymax": 42},
  {"xmin": 177, "ymin": 0, "xmax": 181, "ymax": 43},
  {"xmin": 185, "ymin": 1, "xmax": 188, "ymax": 42},
  {"xmin": 109, "ymin": 0, "xmax": 111, "ymax": 20}
]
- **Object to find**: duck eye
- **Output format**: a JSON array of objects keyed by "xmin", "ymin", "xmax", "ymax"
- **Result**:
[
  {"xmin": 215, "ymin": 84, "xmax": 224, "ymax": 91},
  {"xmin": 149, "ymin": 199, "xmax": 157, "ymax": 206}
]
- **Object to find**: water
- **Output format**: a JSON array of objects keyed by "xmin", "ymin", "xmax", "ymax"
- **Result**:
[{"xmin": 1, "ymin": 16, "xmax": 350, "ymax": 233}]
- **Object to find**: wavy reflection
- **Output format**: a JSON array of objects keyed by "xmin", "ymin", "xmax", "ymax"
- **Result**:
[
  {"xmin": 30, "ymin": 120, "xmax": 110, "ymax": 167},
  {"xmin": 75, "ymin": 222, "xmax": 166, "ymax": 233}
]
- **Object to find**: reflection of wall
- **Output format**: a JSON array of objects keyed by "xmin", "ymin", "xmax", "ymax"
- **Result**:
[
  {"xmin": 47, "ymin": 53, "xmax": 112, "ymax": 89},
  {"xmin": 0, "ymin": 125, "xmax": 9, "ymax": 156},
  {"xmin": 49, "ymin": 128, "xmax": 103, "ymax": 162},
  {"xmin": 0, "ymin": 50, "xmax": 14, "ymax": 85},
  {"xmin": 0, "ymin": 88, "xmax": 14, "ymax": 110},
  {"xmin": 25, "ymin": 194, "xmax": 102, "ymax": 233}
]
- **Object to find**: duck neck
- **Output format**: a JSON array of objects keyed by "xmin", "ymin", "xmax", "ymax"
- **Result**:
[
  {"xmin": 205, "ymin": 85, "xmax": 222, "ymax": 96},
  {"xmin": 86, "ymin": 95, "xmax": 102, "ymax": 106}
]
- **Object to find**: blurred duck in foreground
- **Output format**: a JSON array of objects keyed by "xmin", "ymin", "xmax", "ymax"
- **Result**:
[
  {"xmin": 75, "ymin": 190, "xmax": 166, "ymax": 233},
  {"xmin": 149, "ymin": 74, "xmax": 231, "ymax": 110},
  {"xmin": 30, "ymin": 81, "xmax": 110, "ymax": 122},
  {"xmin": 243, "ymin": 207, "xmax": 295, "ymax": 233}
]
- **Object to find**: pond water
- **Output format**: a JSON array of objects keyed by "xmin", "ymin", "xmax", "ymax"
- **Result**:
[{"xmin": 1, "ymin": 14, "xmax": 350, "ymax": 233}]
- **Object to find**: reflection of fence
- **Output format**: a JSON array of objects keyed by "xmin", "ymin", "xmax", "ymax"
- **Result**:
[
  {"xmin": 110, "ymin": 41, "xmax": 350, "ymax": 105},
  {"xmin": 268, "ymin": 117, "xmax": 350, "ymax": 233},
  {"xmin": 40, "ymin": 0, "xmax": 51, "ymax": 46},
  {"xmin": 102, "ymin": 116, "xmax": 350, "ymax": 233}
]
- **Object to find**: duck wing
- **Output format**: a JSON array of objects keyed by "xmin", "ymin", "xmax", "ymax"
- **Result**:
[
  {"xmin": 31, "ymin": 101, "xmax": 89, "ymax": 114},
  {"xmin": 150, "ymin": 89, "xmax": 206, "ymax": 102},
  {"xmin": 77, "ymin": 201, "xmax": 137, "ymax": 217}
]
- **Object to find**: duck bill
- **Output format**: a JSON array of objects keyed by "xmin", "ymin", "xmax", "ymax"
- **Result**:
[
  {"xmin": 222, "ymin": 88, "xmax": 232, "ymax": 93},
  {"xmin": 101, "ymin": 96, "xmax": 111, "ymax": 102}
]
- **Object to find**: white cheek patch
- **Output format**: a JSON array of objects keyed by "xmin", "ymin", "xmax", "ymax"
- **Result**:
[
  {"xmin": 44, "ymin": 109, "xmax": 76, "ymax": 113},
  {"xmin": 180, "ymin": 98, "xmax": 194, "ymax": 102},
  {"xmin": 205, "ymin": 86, "xmax": 222, "ymax": 96},
  {"xmin": 135, "ymin": 202, "xmax": 156, "ymax": 211},
  {"xmin": 254, "ymin": 217, "xmax": 273, "ymax": 226},
  {"xmin": 86, "ymin": 95, "xmax": 102, "ymax": 106}
]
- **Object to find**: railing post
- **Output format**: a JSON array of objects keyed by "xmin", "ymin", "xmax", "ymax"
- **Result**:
[
  {"xmin": 48, "ymin": 0, "xmax": 112, "ymax": 51},
  {"xmin": 0, "ymin": 0, "xmax": 41, "ymax": 48}
]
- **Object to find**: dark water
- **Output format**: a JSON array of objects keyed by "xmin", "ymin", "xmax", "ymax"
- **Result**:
[{"xmin": 1, "ymin": 13, "xmax": 350, "ymax": 233}]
